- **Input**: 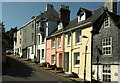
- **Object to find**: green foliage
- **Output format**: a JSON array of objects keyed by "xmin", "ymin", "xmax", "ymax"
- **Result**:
[{"xmin": 2, "ymin": 26, "xmax": 18, "ymax": 48}]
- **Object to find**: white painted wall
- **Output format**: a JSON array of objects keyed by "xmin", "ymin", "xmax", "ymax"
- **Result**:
[
  {"xmin": 14, "ymin": 29, "xmax": 22, "ymax": 57},
  {"xmin": 92, "ymin": 65, "xmax": 119, "ymax": 82},
  {"xmin": 27, "ymin": 46, "xmax": 35, "ymax": 60},
  {"xmin": 36, "ymin": 20, "xmax": 58, "ymax": 64}
]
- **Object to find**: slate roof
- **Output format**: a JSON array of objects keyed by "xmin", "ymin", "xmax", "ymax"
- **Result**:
[
  {"xmin": 47, "ymin": 6, "xmax": 120, "ymax": 38},
  {"xmin": 65, "ymin": 7, "xmax": 105, "ymax": 31},
  {"xmin": 47, "ymin": 7, "xmax": 105, "ymax": 38},
  {"xmin": 36, "ymin": 7, "xmax": 59, "ymax": 22},
  {"xmin": 77, "ymin": 7, "xmax": 92, "ymax": 15},
  {"xmin": 107, "ymin": 11, "xmax": 120, "ymax": 25}
]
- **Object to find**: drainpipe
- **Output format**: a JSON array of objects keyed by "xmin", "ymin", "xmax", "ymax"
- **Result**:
[
  {"xmin": 63, "ymin": 33, "xmax": 65, "ymax": 71},
  {"xmin": 70, "ymin": 30, "xmax": 73, "ymax": 74},
  {"xmin": 34, "ymin": 18, "xmax": 37, "ymax": 62}
]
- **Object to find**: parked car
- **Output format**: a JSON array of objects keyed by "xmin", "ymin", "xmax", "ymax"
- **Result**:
[{"xmin": 6, "ymin": 49, "xmax": 13, "ymax": 55}]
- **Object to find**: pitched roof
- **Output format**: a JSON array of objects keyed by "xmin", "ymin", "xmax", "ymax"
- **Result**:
[
  {"xmin": 77, "ymin": 7, "xmax": 92, "ymax": 15},
  {"xmin": 47, "ymin": 7, "xmax": 120, "ymax": 38},
  {"xmin": 106, "ymin": 11, "xmax": 120, "ymax": 25},
  {"xmin": 47, "ymin": 7, "xmax": 105, "ymax": 38},
  {"xmin": 65, "ymin": 7, "xmax": 105, "ymax": 31},
  {"xmin": 36, "ymin": 7, "xmax": 59, "ymax": 22}
]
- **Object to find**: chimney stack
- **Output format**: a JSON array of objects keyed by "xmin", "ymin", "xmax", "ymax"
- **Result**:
[
  {"xmin": 59, "ymin": 5, "xmax": 71, "ymax": 25},
  {"xmin": 46, "ymin": 4, "xmax": 54, "ymax": 11},
  {"xmin": 104, "ymin": 0, "xmax": 117, "ymax": 14}
]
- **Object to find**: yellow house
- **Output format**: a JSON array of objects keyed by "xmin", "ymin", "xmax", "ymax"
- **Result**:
[
  {"xmin": 64, "ymin": 22, "xmax": 92, "ymax": 81},
  {"xmin": 63, "ymin": 7, "xmax": 104, "ymax": 81}
]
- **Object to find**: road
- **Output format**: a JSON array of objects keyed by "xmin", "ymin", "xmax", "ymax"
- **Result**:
[{"xmin": 2, "ymin": 56, "xmax": 74, "ymax": 83}]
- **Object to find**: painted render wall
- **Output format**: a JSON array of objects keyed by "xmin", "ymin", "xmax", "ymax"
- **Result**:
[
  {"xmin": 46, "ymin": 34, "xmax": 64, "ymax": 68},
  {"xmin": 14, "ymin": 29, "xmax": 23, "ymax": 57},
  {"xmin": 37, "ymin": 20, "xmax": 58, "ymax": 63},
  {"xmin": 64, "ymin": 26, "xmax": 92, "ymax": 81},
  {"xmin": 92, "ymin": 65, "xmax": 119, "ymax": 82}
]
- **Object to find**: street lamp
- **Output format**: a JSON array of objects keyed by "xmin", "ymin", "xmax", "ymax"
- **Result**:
[{"xmin": 82, "ymin": 35, "xmax": 89, "ymax": 83}]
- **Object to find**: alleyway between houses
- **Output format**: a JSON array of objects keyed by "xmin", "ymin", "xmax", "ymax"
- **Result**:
[{"xmin": 2, "ymin": 55, "xmax": 75, "ymax": 83}]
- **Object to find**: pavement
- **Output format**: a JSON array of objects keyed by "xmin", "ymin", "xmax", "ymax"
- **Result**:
[{"xmin": 2, "ymin": 54, "xmax": 88, "ymax": 83}]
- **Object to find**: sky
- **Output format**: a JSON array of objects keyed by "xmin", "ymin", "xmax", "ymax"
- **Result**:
[{"xmin": 1, "ymin": 2, "xmax": 119, "ymax": 31}]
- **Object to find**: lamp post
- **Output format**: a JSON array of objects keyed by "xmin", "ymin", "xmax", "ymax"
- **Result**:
[{"xmin": 82, "ymin": 35, "xmax": 89, "ymax": 83}]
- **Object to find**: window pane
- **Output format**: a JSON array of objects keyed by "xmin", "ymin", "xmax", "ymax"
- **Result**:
[
  {"xmin": 68, "ymin": 34, "xmax": 71, "ymax": 45},
  {"xmin": 102, "ymin": 37, "xmax": 112, "ymax": 55},
  {"xmin": 74, "ymin": 53, "xmax": 80, "ymax": 65}
]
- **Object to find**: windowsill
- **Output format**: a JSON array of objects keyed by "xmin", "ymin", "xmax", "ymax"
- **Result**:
[
  {"xmin": 104, "ymin": 26, "xmax": 110, "ymax": 28},
  {"xmin": 41, "ymin": 58, "xmax": 45, "ymax": 60},
  {"xmin": 58, "ymin": 46, "xmax": 61, "ymax": 48},
  {"xmin": 41, "ymin": 42, "xmax": 44, "ymax": 44},
  {"xmin": 51, "ymin": 47, "xmax": 55, "ymax": 49},
  {"xmin": 76, "ymin": 42, "xmax": 82, "ymax": 45},
  {"xmin": 73, "ymin": 65, "xmax": 80, "ymax": 68},
  {"xmin": 103, "ymin": 55, "xmax": 112, "ymax": 57},
  {"xmin": 67, "ymin": 45, "xmax": 71, "ymax": 47}
]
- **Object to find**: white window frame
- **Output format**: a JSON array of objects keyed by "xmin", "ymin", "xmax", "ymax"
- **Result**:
[
  {"xmin": 58, "ymin": 36, "xmax": 61, "ymax": 47},
  {"xmin": 74, "ymin": 52, "xmax": 80, "ymax": 67},
  {"xmin": 104, "ymin": 16, "xmax": 110, "ymax": 28},
  {"xmin": 102, "ymin": 65, "xmax": 111, "ymax": 82},
  {"xmin": 42, "ymin": 49, "xmax": 44, "ymax": 59},
  {"xmin": 102, "ymin": 37, "xmax": 112, "ymax": 55},
  {"xmin": 68, "ymin": 33, "xmax": 71, "ymax": 46},
  {"xmin": 78, "ymin": 12, "xmax": 86, "ymax": 22},
  {"xmin": 58, "ymin": 22, "xmax": 63, "ymax": 30},
  {"xmin": 76, "ymin": 30, "xmax": 82, "ymax": 44},
  {"xmin": 52, "ymin": 55, "xmax": 55, "ymax": 65},
  {"xmin": 52, "ymin": 38, "xmax": 55, "ymax": 48},
  {"xmin": 32, "ymin": 45, "xmax": 34, "ymax": 54}
]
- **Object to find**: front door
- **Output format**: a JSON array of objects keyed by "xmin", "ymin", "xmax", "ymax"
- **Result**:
[
  {"xmin": 59, "ymin": 54, "xmax": 62, "ymax": 68},
  {"xmin": 37, "ymin": 50, "xmax": 40, "ymax": 63},
  {"xmin": 67, "ymin": 53, "xmax": 69, "ymax": 72}
]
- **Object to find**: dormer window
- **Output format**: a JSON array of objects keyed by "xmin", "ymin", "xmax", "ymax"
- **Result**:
[
  {"xmin": 78, "ymin": 12, "xmax": 86, "ymax": 22},
  {"xmin": 58, "ymin": 22, "xmax": 63, "ymax": 30},
  {"xmin": 104, "ymin": 16, "xmax": 110, "ymax": 28}
]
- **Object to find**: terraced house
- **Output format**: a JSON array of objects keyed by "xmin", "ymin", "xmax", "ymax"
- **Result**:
[
  {"xmin": 63, "ymin": 7, "xmax": 93, "ymax": 81},
  {"xmin": 14, "ymin": 28, "xmax": 23, "ymax": 57},
  {"xmin": 46, "ymin": 5, "xmax": 70, "ymax": 68},
  {"xmin": 35, "ymin": 4, "xmax": 59, "ymax": 63},
  {"xmin": 92, "ymin": 0, "xmax": 120, "ymax": 83},
  {"xmin": 13, "ymin": 1, "xmax": 120, "ymax": 82},
  {"xmin": 14, "ymin": 4, "xmax": 59, "ymax": 63}
]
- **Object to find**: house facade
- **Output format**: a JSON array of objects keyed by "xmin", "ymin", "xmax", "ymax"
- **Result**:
[
  {"xmin": 92, "ymin": 1, "xmax": 120, "ymax": 83},
  {"xmin": 46, "ymin": 5, "xmax": 70, "ymax": 68},
  {"xmin": 63, "ymin": 7, "xmax": 94, "ymax": 81},
  {"xmin": 14, "ymin": 28, "xmax": 23, "ymax": 57},
  {"xmin": 35, "ymin": 4, "xmax": 59, "ymax": 63},
  {"xmin": 22, "ymin": 17, "xmax": 36, "ymax": 60},
  {"xmin": 14, "ymin": 4, "xmax": 59, "ymax": 63}
]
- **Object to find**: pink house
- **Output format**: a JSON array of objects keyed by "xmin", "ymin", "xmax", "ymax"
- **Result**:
[
  {"xmin": 46, "ymin": 5, "xmax": 71, "ymax": 68},
  {"xmin": 46, "ymin": 34, "xmax": 64, "ymax": 68}
]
